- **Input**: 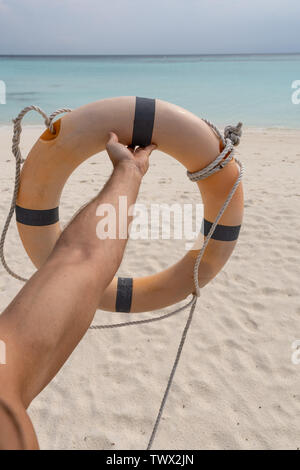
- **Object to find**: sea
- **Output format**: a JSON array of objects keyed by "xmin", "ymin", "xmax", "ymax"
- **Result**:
[{"xmin": 0, "ymin": 54, "xmax": 299, "ymax": 127}]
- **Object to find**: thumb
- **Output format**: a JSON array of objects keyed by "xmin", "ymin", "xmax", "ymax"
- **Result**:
[
  {"xmin": 106, "ymin": 131, "xmax": 118, "ymax": 145},
  {"xmin": 144, "ymin": 143, "xmax": 157, "ymax": 154}
]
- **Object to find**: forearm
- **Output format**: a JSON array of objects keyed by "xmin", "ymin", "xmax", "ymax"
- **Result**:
[
  {"xmin": 0, "ymin": 161, "xmax": 143, "ymax": 405},
  {"xmin": 0, "ymin": 133, "xmax": 155, "ymax": 407}
]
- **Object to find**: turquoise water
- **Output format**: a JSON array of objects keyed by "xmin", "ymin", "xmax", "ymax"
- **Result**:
[{"xmin": 0, "ymin": 54, "xmax": 299, "ymax": 127}]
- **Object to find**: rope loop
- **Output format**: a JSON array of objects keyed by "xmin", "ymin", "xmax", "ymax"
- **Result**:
[
  {"xmin": 48, "ymin": 108, "xmax": 72, "ymax": 133},
  {"xmin": 186, "ymin": 121, "xmax": 243, "ymax": 183},
  {"xmin": 186, "ymin": 120, "xmax": 244, "ymax": 298},
  {"xmin": 0, "ymin": 106, "xmax": 72, "ymax": 282}
]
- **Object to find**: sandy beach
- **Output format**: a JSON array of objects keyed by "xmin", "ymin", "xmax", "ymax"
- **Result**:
[{"xmin": 0, "ymin": 125, "xmax": 299, "ymax": 450}]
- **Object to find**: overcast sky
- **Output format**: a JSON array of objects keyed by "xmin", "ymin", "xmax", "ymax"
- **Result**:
[{"xmin": 0, "ymin": 0, "xmax": 299, "ymax": 55}]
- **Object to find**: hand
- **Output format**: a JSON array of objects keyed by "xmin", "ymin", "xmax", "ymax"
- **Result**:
[{"xmin": 106, "ymin": 132, "xmax": 156, "ymax": 177}]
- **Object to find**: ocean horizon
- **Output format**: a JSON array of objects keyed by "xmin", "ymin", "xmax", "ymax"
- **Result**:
[{"xmin": 0, "ymin": 53, "xmax": 299, "ymax": 128}]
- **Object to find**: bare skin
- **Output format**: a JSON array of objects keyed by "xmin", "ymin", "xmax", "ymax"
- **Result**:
[{"xmin": 0, "ymin": 133, "xmax": 156, "ymax": 449}]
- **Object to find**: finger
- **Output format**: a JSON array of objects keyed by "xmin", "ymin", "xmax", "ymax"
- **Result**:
[
  {"xmin": 139, "ymin": 143, "xmax": 157, "ymax": 155},
  {"xmin": 106, "ymin": 131, "xmax": 118, "ymax": 145}
]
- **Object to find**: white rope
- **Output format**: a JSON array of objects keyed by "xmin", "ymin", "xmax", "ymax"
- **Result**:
[
  {"xmin": 0, "ymin": 106, "xmax": 72, "ymax": 282},
  {"xmin": 146, "ymin": 120, "xmax": 243, "ymax": 447},
  {"xmin": 0, "ymin": 106, "xmax": 243, "ymax": 449}
]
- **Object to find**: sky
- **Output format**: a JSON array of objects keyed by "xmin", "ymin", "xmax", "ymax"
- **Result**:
[{"xmin": 0, "ymin": 0, "xmax": 299, "ymax": 55}]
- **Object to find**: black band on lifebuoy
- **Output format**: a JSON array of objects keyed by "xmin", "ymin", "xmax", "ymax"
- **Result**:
[
  {"xmin": 202, "ymin": 218, "xmax": 241, "ymax": 241},
  {"xmin": 15, "ymin": 205, "xmax": 59, "ymax": 226},
  {"xmin": 115, "ymin": 277, "xmax": 133, "ymax": 313},
  {"xmin": 130, "ymin": 96, "xmax": 156, "ymax": 148}
]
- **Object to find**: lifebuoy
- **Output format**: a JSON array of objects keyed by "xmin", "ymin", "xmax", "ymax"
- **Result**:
[{"xmin": 16, "ymin": 96, "xmax": 243, "ymax": 313}]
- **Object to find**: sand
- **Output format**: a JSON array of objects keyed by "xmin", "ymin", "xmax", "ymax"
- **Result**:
[{"xmin": 0, "ymin": 125, "xmax": 300, "ymax": 450}]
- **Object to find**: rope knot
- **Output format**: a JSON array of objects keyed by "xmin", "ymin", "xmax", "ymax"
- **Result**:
[{"xmin": 224, "ymin": 122, "xmax": 243, "ymax": 146}]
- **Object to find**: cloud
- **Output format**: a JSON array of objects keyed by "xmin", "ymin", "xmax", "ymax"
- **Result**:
[
  {"xmin": 0, "ymin": 0, "xmax": 299, "ymax": 54},
  {"xmin": 0, "ymin": 0, "xmax": 9, "ymax": 11}
]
